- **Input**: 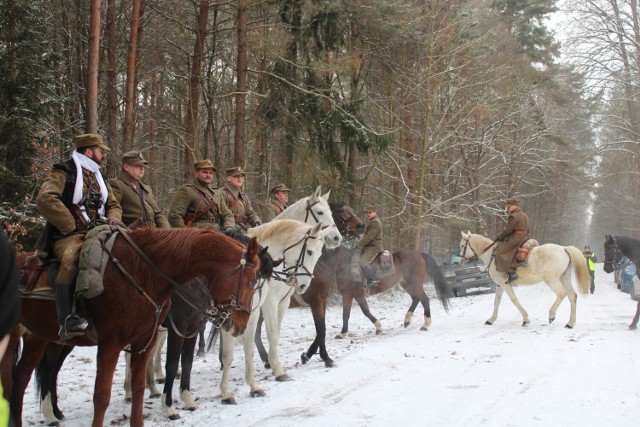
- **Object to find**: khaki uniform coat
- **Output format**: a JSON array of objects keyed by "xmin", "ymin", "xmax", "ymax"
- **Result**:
[
  {"xmin": 36, "ymin": 166, "xmax": 122, "ymax": 285},
  {"xmin": 168, "ymin": 180, "xmax": 234, "ymax": 231},
  {"xmin": 222, "ymin": 183, "xmax": 261, "ymax": 232},
  {"xmin": 110, "ymin": 171, "xmax": 170, "ymax": 228},
  {"xmin": 357, "ymin": 215, "xmax": 384, "ymax": 266},
  {"xmin": 263, "ymin": 199, "xmax": 287, "ymax": 222},
  {"xmin": 495, "ymin": 208, "xmax": 529, "ymax": 273}
]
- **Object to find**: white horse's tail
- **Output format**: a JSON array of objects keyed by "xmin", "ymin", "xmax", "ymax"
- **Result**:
[{"xmin": 565, "ymin": 246, "xmax": 591, "ymax": 294}]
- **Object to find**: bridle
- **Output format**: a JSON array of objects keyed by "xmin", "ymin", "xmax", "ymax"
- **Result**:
[
  {"xmin": 459, "ymin": 236, "xmax": 480, "ymax": 262},
  {"xmin": 272, "ymin": 228, "xmax": 319, "ymax": 288},
  {"xmin": 304, "ymin": 198, "xmax": 335, "ymax": 233},
  {"xmin": 332, "ymin": 205, "xmax": 362, "ymax": 239},
  {"xmin": 604, "ymin": 239, "xmax": 622, "ymax": 271},
  {"xmin": 104, "ymin": 226, "xmax": 258, "ymax": 352}
]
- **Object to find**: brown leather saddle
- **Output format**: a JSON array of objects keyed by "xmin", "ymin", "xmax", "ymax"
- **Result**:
[
  {"xmin": 516, "ymin": 239, "xmax": 539, "ymax": 262},
  {"xmin": 370, "ymin": 250, "xmax": 395, "ymax": 277},
  {"xmin": 19, "ymin": 253, "xmax": 59, "ymax": 298}
]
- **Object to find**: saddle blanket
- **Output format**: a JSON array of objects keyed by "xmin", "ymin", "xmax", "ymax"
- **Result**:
[{"xmin": 76, "ymin": 225, "xmax": 119, "ymax": 298}]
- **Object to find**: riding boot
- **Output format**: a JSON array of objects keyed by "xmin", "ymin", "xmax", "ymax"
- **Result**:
[
  {"xmin": 55, "ymin": 283, "xmax": 88, "ymax": 340},
  {"xmin": 506, "ymin": 272, "xmax": 518, "ymax": 284},
  {"xmin": 362, "ymin": 265, "xmax": 379, "ymax": 288}
]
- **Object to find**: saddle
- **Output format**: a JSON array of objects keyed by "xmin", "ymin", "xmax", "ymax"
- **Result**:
[
  {"xmin": 20, "ymin": 254, "xmax": 56, "ymax": 293},
  {"xmin": 515, "ymin": 239, "xmax": 539, "ymax": 262}
]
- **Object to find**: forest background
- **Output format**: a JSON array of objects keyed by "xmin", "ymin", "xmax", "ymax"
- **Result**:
[{"xmin": 1, "ymin": 0, "xmax": 638, "ymax": 260}]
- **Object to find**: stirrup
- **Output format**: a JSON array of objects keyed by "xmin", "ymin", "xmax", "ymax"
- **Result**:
[
  {"xmin": 58, "ymin": 315, "xmax": 88, "ymax": 340},
  {"xmin": 366, "ymin": 279, "xmax": 379, "ymax": 288}
]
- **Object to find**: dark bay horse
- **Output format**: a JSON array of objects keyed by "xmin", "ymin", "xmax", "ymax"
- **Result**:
[
  {"xmin": 5, "ymin": 227, "xmax": 261, "ymax": 427},
  {"xmin": 256, "ymin": 201, "xmax": 450, "ymax": 369},
  {"xmin": 604, "ymin": 235, "xmax": 640, "ymax": 329}
]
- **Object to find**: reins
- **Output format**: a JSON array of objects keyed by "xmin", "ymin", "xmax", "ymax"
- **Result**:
[
  {"xmin": 460, "ymin": 235, "xmax": 495, "ymax": 273},
  {"xmin": 102, "ymin": 226, "xmax": 256, "ymax": 352},
  {"xmin": 271, "ymin": 228, "xmax": 318, "ymax": 287}
]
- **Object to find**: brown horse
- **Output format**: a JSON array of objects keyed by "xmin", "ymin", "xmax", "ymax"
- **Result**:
[
  {"xmin": 5, "ymin": 227, "xmax": 261, "ymax": 427},
  {"xmin": 256, "ymin": 201, "xmax": 450, "ymax": 369}
]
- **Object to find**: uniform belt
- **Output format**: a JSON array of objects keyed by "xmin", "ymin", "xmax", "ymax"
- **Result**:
[
  {"xmin": 512, "ymin": 230, "xmax": 527, "ymax": 235},
  {"xmin": 194, "ymin": 216, "xmax": 218, "ymax": 224},
  {"xmin": 234, "ymin": 214, "xmax": 248, "ymax": 224}
]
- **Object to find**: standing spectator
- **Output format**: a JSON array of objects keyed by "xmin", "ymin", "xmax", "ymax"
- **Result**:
[{"xmin": 584, "ymin": 245, "xmax": 597, "ymax": 294}]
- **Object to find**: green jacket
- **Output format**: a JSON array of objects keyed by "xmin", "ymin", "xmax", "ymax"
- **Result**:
[
  {"xmin": 110, "ymin": 171, "xmax": 170, "ymax": 228},
  {"xmin": 222, "ymin": 182, "xmax": 261, "ymax": 232},
  {"xmin": 168, "ymin": 179, "xmax": 234, "ymax": 231},
  {"xmin": 263, "ymin": 199, "xmax": 287, "ymax": 222},
  {"xmin": 357, "ymin": 214, "xmax": 384, "ymax": 264}
]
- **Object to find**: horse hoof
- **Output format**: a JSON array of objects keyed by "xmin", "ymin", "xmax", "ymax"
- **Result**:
[
  {"xmin": 156, "ymin": 378, "xmax": 165, "ymax": 384},
  {"xmin": 46, "ymin": 422, "xmax": 60, "ymax": 427},
  {"xmin": 522, "ymin": 321, "xmax": 530, "ymax": 327},
  {"xmin": 222, "ymin": 397, "xmax": 237, "ymax": 405},
  {"xmin": 250, "ymin": 389, "xmax": 266, "ymax": 397},
  {"xmin": 196, "ymin": 350, "xmax": 205, "ymax": 358},
  {"xmin": 565, "ymin": 324, "xmax": 573, "ymax": 329},
  {"xmin": 549, "ymin": 318, "xmax": 555, "ymax": 324},
  {"xmin": 419, "ymin": 326, "xmax": 428, "ymax": 331},
  {"xmin": 301, "ymin": 352, "xmax": 310, "ymax": 364},
  {"xmin": 376, "ymin": 328, "xmax": 384, "ymax": 334},
  {"xmin": 149, "ymin": 392, "xmax": 161, "ymax": 399},
  {"xmin": 403, "ymin": 322, "xmax": 410, "ymax": 328},
  {"xmin": 125, "ymin": 397, "xmax": 132, "ymax": 403},
  {"xmin": 275, "ymin": 373, "xmax": 292, "ymax": 382},
  {"xmin": 168, "ymin": 413, "xmax": 181, "ymax": 420},
  {"xmin": 485, "ymin": 321, "xmax": 493, "ymax": 326},
  {"xmin": 264, "ymin": 362, "xmax": 271, "ymax": 369},
  {"xmin": 629, "ymin": 325, "xmax": 638, "ymax": 330},
  {"xmin": 335, "ymin": 333, "xmax": 346, "ymax": 339},
  {"xmin": 324, "ymin": 359, "xmax": 336, "ymax": 368}
]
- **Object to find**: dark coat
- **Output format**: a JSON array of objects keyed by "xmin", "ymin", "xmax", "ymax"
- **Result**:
[
  {"xmin": 110, "ymin": 171, "xmax": 170, "ymax": 228},
  {"xmin": 263, "ymin": 199, "xmax": 287, "ymax": 222},
  {"xmin": 357, "ymin": 215, "xmax": 384, "ymax": 265},
  {"xmin": 495, "ymin": 208, "xmax": 529, "ymax": 273}
]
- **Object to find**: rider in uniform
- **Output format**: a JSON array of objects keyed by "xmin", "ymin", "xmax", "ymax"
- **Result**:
[
  {"xmin": 36, "ymin": 134, "xmax": 122, "ymax": 340},
  {"xmin": 263, "ymin": 183, "xmax": 290, "ymax": 222},
  {"xmin": 222, "ymin": 166, "xmax": 262, "ymax": 233},
  {"xmin": 168, "ymin": 159, "xmax": 235, "ymax": 233},
  {"xmin": 110, "ymin": 151, "xmax": 170, "ymax": 229},
  {"xmin": 494, "ymin": 198, "xmax": 529, "ymax": 284},
  {"xmin": 356, "ymin": 206, "xmax": 384, "ymax": 287}
]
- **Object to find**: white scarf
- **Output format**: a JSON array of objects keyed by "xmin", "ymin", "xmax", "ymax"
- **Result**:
[{"xmin": 71, "ymin": 150, "xmax": 109, "ymax": 219}]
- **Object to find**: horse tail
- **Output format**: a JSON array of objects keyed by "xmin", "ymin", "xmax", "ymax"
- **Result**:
[
  {"xmin": 565, "ymin": 246, "xmax": 591, "ymax": 294},
  {"xmin": 422, "ymin": 252, "xmax": 451, "ymax": 312}
]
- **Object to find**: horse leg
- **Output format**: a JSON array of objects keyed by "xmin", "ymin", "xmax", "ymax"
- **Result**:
[
  {"xmin": 253, "ymin": 313, "xmax": 270, "ymax": 368},
  {"xmin": 124, "ymin": 348, "xmax": 133, "ymax": 402},
  {"xmin": 485, "ymin": 285, "xmax": 505, "ymax": 325},
  {"xmin": 128, "ymin": 349, "xmax": 153, "ymax": 427},
  {"xmin": 336, "ymin": 292, "xmax": 354, "ymax": 339},
  {"xmin": 153, "ymin": 327, "xmax": 167, "ymax": 383},
  {"xmin": 630, "ymin": 301, "xmax": 640, "ymax": 330},
  {"xmin": 145, "ymin": 336, "xmax": 161, "ymax": 398},
  {"xmin": 415, "ymin": 289, "xmax": 433, "ymax": 331},
  {"xmin": 243, "ymin": 310, "xmax": 266, "ymax": 398},
  {"xmin": 38, "ymin": 343, "xmax": 72, "ymax": 425},
  {"xmin": 161, "ymin": 330, "xmax": 183, "ymax": 420},
  {"xmin": 262, "ymin": 297, "xmax": 291, "ymax": 381},
  {"xmin": 403, "ymin": 296, "xmax": 420, "ymax": 329},
  {"xmin": 196, "ymin": 323, "xmax": 206, "ymax": 358},
  {"xmin": 92, "ymin": 345, "xmax": 122, "ymax": 427},
  {"xmin": 501, "ymin": 284, "xmax": 530, "ymax": 327},
  {"xmin": 220, "ymin": 331, "xmax": 238, "ymax": 404},
  {"xmin": 303, "ymin": 296, "xmax": 335, "ymax": 367},
  {"xmin": 11, "ymin": 334, "xmax": 48, "ymax": 427},
  {"xmin": 178, "ymin": 335, "xmax": 198, "ymax": 410},
  {"xmin": 353, "ymin": 292, "xmax": 382, "ymax": 334}
]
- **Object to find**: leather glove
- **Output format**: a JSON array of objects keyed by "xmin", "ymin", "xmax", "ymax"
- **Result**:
[
  {"xmin": 224, "ymin": 226, "xmax": 237, "ymax": 237},
  {"xmin": 108, "ymin": 218, "xmax": 126, "ymax": 228},
  {"xmin": 254, "ymin": 221, "xmax": 262, "ymax": 226}
]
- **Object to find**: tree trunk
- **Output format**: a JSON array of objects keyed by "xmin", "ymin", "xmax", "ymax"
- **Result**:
[
  {"xmin": 86, "ymin": 0, "xmax": 101, "ymax": 134},
  {"xmin": 234, "ymin": 0, "xmax": 248, "ymax": 166},
  {"xmin": 105, "ymin": 0, "xmax": 117, "ymax": 151},
  {"xmin": 184, "ymin": 0, "xmax": 210, "ymax": 177},
  {"xmin": 122, "ymin": 0, "xmax": 141, "ymax": 153}
]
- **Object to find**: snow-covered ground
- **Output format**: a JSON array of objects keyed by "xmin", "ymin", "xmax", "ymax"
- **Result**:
[{"xmin": 18, "ymin": 264, "xmax": 640, "ymax": 426}]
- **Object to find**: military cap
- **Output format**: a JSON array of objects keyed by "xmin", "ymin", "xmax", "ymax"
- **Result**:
[
  {"xmin": 194, "ymin": 159, "xmax": 215, "ymax": 171},
  {"xmin": 74, "ymin": 134, "xmax": 111, "ymax": 151},
  {"xmin": 271, "ymin": 183, "xmax": 291, "ymax": 194},
  {"xmin": 122, "ymin": 151, "xmax": 148, "ymax": 166},
  {"xmin": 505, "ymin": 199, "xmax": 519, "ymax": 206},
  {"xmin": 364, "ymin": 206, "xmax": 377, "ymax": 212},
  {"xmin": 226, "ymin": 166, "xmax": 245, "ymax": 177}
]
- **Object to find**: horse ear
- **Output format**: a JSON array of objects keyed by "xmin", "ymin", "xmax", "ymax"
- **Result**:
[
  {"xmin": 313, "ymin": 186, "xmax": 322, "ymax": 198},
  {"xmin": 247, "ymin": 237, "xmax": 260, "ymax": 260},
  {"xmin": 322, "ymin": 190, "xmax": 331, "ymax": 200}
]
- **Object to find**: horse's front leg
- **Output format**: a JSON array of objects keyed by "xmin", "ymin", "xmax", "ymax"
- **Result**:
[
  {"xmin": 630, "ymin": 301, "xmax": 640, "ymax": 330},
  {"xmin": 92, "ymin": 345, "xmax": 122, "ymax": 427},
  {"xmin": 178, "ymin": 335, "xmax": 198, "ymax": 410},
  {"xmin": 153, "ymin": 327, "xmax": 167, "ymax": 383},
  {"xmin": 336, "ymin": 292, "xmax": 354, "ymax": 339},
  {"xmin": 414, "ymin": 290, "xmax": 432, "ymax": 331},
  {"xmin": 128, "ymin": 349, "xmax": 152, "ymax": 427},
  {"xmin": 243, "ymin": 311, "xmax": 266, "ymax": 398},
  {"xmin": 161, "ymin": 331, "xmax": 183, "ymax": 420},
  {"xmin": 306, "ymin": 296, "xmax": 335, "ymax": 367},
  {"xmin": 403, "ymin": 295, "xmax": 420, "ymax": 330},
  {"xmin": 219, "ymin": 332, "xmax": 237, "ymax": 404},
  {"xmin": 354, "ymin": 292, "xmax": 382, "ymax": 334},
  {"xmin": 485, "ymin": 285, "xmax": 505, "ymax": 325},
  {"xmin": 253, "ymin": 314, "xmax": 270, "ymax": 368},
  {"xmin": 262, "ymin": 296, "xmax": 290, "ymax": 381},
  {"xmin": 501, "ymin": 284, "xmax": 530, "ymax": 327},
  {"xmin": 10, "ymin": 333, "xmax": 48, "ymax": 427}
]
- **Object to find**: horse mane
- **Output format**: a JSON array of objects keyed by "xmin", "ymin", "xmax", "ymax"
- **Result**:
[
  {"xmin": 615, "ymin": 235, "xmax": 640, "ymax": 257},
  {"xmin": 247, "ymin": 219, "xmax": 310, "ymax": 244}
]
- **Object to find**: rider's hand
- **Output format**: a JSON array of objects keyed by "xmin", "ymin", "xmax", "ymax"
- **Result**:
[
  {"xmin": 224, "ymin": 226, "xmax": 237, "ymax": 237},
  {"xmin": 253, "ymin": 221, "xmax": 262, "ymax": 227},
  {"xmin": 108, "ymin": 218, "xmax": 126, "ymax": 228}
]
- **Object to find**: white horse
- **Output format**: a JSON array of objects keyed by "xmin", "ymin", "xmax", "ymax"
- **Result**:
[
  {"xmin": 274, "ymin": 186, "xmax": 342, "ymax": 249},
  {"xmin": 219, "ymin": 220, "xmax": 331, "ymax": 404},
  {"xmin": 459, "ymin": 231, "xmax": 590, "ymax": 328}
]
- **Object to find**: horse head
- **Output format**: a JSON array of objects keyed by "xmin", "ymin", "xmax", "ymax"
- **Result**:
[
  {"xmin": 275, "ymin": 186, "xmax": 343, "ymax": 249},
  {"xmin": 197, "ymin": 233, "xmax": 261, "ymax": 336},
  {"xmin": 330, "ymin": 200, "xmax": 365, "ymax": 238},
  {"xmin": 603, "ymin": 234, "xmax": 621, "ymax": 274}
]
